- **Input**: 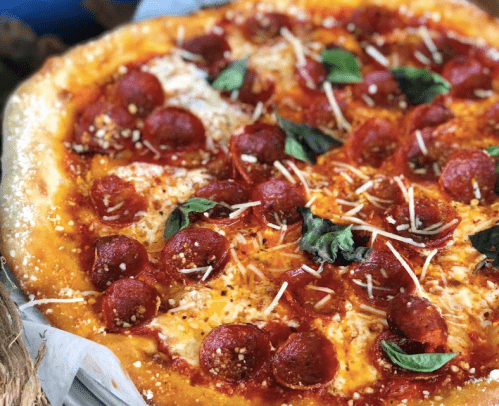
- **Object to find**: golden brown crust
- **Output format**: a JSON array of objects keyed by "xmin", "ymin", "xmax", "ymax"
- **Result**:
[{"xmin": 3, "ymin": 0, "xmax": 499, "ymax": 405}]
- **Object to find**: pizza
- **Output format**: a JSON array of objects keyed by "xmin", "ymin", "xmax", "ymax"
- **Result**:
[{"xmin": 4, "ymin": 0, "xmax": 499, "ymax": 404}]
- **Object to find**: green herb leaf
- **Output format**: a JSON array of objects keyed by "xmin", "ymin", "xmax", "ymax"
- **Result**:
[
  {"xmin": 164, "ymin": 198, "xmax": 217, "ymax": 240},
  {"xmin": 381, "ymin": 341, "xmax": 457, "ymax": 372},
  {"xmin": 211, "ymin": 58, "xmax": 248, "ymax": 91},
  {"xmin": 321, "ymin": 49, "xmax": 362, "ymax": 83},
  {"xmin": 469, "ymin": 225, "xmax": 499, "ymax": 267},
  {"xmin": 485, "ymin": 146, "xmax": 499, "ymax": 195},
  {"xmin": 277, "ymin": 114, "xmax": 342, "ymax": 164},
  {"xmin": 298, "ymin": 207, "xmax": 371, "ymax": 263},
  {"xmin": 391, "ymin": 67, "xmax": 451, "ymax": 105}
]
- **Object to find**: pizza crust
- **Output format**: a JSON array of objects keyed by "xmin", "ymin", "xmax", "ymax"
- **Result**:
[{"xmin": 3, "ymin": 0, "xmax": 499, "ymax": 405}]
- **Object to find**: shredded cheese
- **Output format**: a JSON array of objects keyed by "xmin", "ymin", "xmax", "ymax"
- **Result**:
[
  {"xmin": 352, "ymin": 225, "xmax": 425, "ymax": 247},
  {"xmin": 286, "ymin": 160, "xmax": 310, "ymax": 195},
  {"xmin": 264, "ymin": 282, "xmax": 288, "ymax": 314},
  {"xmin": 19, "ymin": 297, "xmax": 84, "ymax": 311},
  {"xmin": 415, "ymin": 130, "xmax": 428, "ymax": 155},
  {"xmin": 385, "ymin": 241, "xmax": 423, "ymax": 293},
  {"xmin": 280, "ymin": 27, "xmax": 307, "ymax": 67},
  {"xmin": 365, "ymin": 45, "xmax": 390, "ymax": 67},
  {"xmin": 323, "ymin": 82, "xmax": 351, "ymax": 131},
  {"xmin": 420, "ymin": 249, "xmax": 438, "ymax": 281},
  {"xmin": 274, "ymin": 161, "xmax": 296, "ymax": 184},
  {"xmin": 301, "ymin": 264, "xmax": 322, "ymax": 277}
]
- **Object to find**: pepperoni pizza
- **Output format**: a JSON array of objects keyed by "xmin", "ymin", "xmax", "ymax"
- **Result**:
[{"xmin": 3, "ymin": 0, "xmax": 499, "ymax": 405}]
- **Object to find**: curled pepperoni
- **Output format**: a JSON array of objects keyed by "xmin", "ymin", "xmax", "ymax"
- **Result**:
[
  {"xmin": 384, "ymin": 198, "xmax": 460, "ymax": 248},
  {"xmin": 405, "ymin": 103, "xmax": 453, "ymax": 135},
  {"xmin": 73, "ymin": 101, "xmax": 135, "ymax": 154},
  {"xmin": 101, "ymin": 278, "xmax": 160, "ymax": 331},
  {"xmin": 306, "ymin": 91, "xmax": 349, "ymax": 131},
  {"xmin": 352, "ymin": 71, "xmax": 402, "ymax": 107},
  {"xmin": 295, "ymin": 57, "xmax": 327, "ymax": 90},
  {"xmin": 347, "ymin": 6, "xmax": 403, "ymax": 35},
  {"xmin": 181, "ymin": 34, "xmax": 231, "ymax": 76},
  {"xmin": 90, "ymin": 174, "xmax": 147, "ymax": 225},
  {"xmin": 281, "ymin": 266, "xmax": 348, "ymax": 319},
  {"xmin": 480, "ymin": 102, "xmax": 499, "ymax": 135},
  {"xmin": 252, "ymin": 180, "xmax": 306, "ymax": 226},
  {"xmin": 90, "ymin": 235, "xmax": 150, "ymax": 291},
  {"xmin": 441, "ymin": 56, "xmax": 491, "ymax": 98},
  {"xmin": 346, "ymin": 117, "xmax": 398, "ymax": 168},
  {"xmin": 142, "ymin": 107, "xmax": 205, "ymax": 152},
  {"xmin": 230, "ymin": 123, "xmax": 287, "ymax": 184},
  {"xmin": 194, "ymin": 180, "xmax": 250, "ymax": 222},
  {"xmin": 200, "ymin": 324, "xmax": 271, "ymax": 383},
  {"xmin": 439, "ymin": 149, "xmax": 497, "ymax": 204},
  {"xmin": 387, "ymin": 293, "xmax": 448, "ymax": 352},
  {"xmin": 226, "ymin": 69, "xmax": 275, "ymax": 106},
  {"xmin": 394, "ymin": 127, "xmax": 452, "ymax": 181},
  {"xmin": 112, "ymin": 70, "xmax": 164, "ymax": 117},
  {"xmin": 272, "ymin": 331, "xmax": 338, "ymax": 390},
  {"xmin": 160, "ymin": 228, "xmax": 230, "ymax": 283},
  {"xmin": 350, "ymin": 249, "xmax": 415, "ymax": 307},
  {"xmin": 241, "ymin": 12, "xmax": 291, "ymax": 43}
]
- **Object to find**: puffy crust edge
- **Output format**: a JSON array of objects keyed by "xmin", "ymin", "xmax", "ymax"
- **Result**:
[{"xmin": 2, "ymin": 0, "xmax": 499, "ymax": 405}]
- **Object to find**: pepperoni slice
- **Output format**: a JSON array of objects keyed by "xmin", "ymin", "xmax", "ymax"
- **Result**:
[
  {"xmin": 194, "ymin": 180, "xmax": 250, "ymax": 222},
  {"xmin": 351, "ymin": 71, "xmax": 402, "ymax": 107},
  {"xmin": 346, "ymin": 117, "xmax": 398, "ymax": 168},
  {"xmin": 362, "ymin": 175, "xmax": 404, "ymax": 210},
  {"xmin": 387, "ymin": 293, "xmax": 448, "ymax": 352},
  {"xmin": 347, "ymin": 6, "xmax": 403, "ymax": 35},
  {"xmin": 112, "ymin": 70, "xmax": 164, "ymax": 117},
  {"xmin": 90, "ymin": 174, "xmax": 147, "ymax": 225},
  {"xmin": 405, "ymin": 103, "xmax": 453, "ymax": 135},
  {"xmin": 235, "ymin": 69, "xmax": 275, "ymax": 106},
  {"xmin": 73, "ymin": 101, "xmax": 135, "ymax": 154},
  {"xmin": 230, "ymin": 123, "xmax": 287, "ymax": 184},
  {"xmin": 101, "ymin": 278, "xmax": 160, "ymax": 331},
  {"xmin": 252, "ymin": 180, "xmax": 306, "ymax": 226},
  {"xmin": 200, "ymin": 324, "xmax": 271, "ymax": 383},
  {"xmin": 160, "ymin": 228, "xmax": 230, "ymax": 283},
  {"xmin": 181, "ymin": 34, "xmax": 231, "ymax": 76},
  {"xmin": 281, "ymin": 266, "xmax": 348, "ymax": 319},
  {"xmin": 295, "ymin": 57, "xmax": 327, "ymax": 90},
  {"xmin": 350, "ymin": 249, "xmax": 415, "ymax": 307},
  {"xmin": 439, "ymin": 149, "xmax": 497, "ymax": 204},
  {"xmin": 241, "ymin": 12, "xmax": 291, "ymax": 43},
  {"xmin": 142, "ymin": 106, "xmax": 206, "ymax": 152},
  {"xmin": 394, "ymin": 127, "xmax": 453, "ymax": 182},
  {"xmin": 90, "ymin": 235, "xmax": 150, "ymax": 291},
  {"xmin": 305, "ymin": 91, "xmax": 349, "ymax": 131},
  {"xmin": 441, "ymin": 56, "xmax": 491, "ymax": 98},
  {"xmin": 272, "ymin": 331, "xmax": 338, "ymax": 390},
  {"xmin": 480, "ymin": 102, "xmax": 499, "ymax": 135},
  {"xmin": 384, "ymin": 198, "xmax": 460, "ymax": 248}
]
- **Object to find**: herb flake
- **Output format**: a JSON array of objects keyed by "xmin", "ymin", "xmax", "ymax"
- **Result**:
[
  {"xmin": 211, "ymin": 58, "xmax": 248, "ymax": 91},
  {"xmin": 391, "ymin": 67, "xmax": 451, "ymax": 105},
  {"xmin": 298, "ymin": 207, "xmax": 371, "ymax": 263},
  {"xmin": 277, "ymin": 114, "xmax": 342, "ymax": 163},
  {"xmin": 381, "ymin": 340, "xmax": 457, "ymax": 372},
  {"xmin": 164, "ymin": 198, "xmax": 217, "ymax": 240},
  {"xmin": 321, "ymin": 49, "xmax": 362, "ymax": 84}
]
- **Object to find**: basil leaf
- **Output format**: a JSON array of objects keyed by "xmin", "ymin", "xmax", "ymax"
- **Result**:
[
  {"xmin": 381, "ymin": 341, "xmax": 457, "ymax": 373},
  {"xmin": 211, "ymin": 58, "xmax": 248, "ymax": 91},
  {"xmin": 469, "ymin": 225, "xmax": 499, "ymax": 267},
  {"xmin": 391, "ymin": 67, "xmax": 451, "ymax": 105},
  {"xmin": 485, "ymin": 147, "xmax": 499, "ymax": 195},
  {"xmin": 321, "ymin": 49, "xmax": 362, "ymax": 84},
  {"xmin": 164, "ymin": 198, "xmax": 217, "ymax": 240},
  {"xmin": 277, "ymin": 114, "xmax": 342, "ymax": 164},
  {"xmin": 298, "ymin": 207, "xmax": 371, "ymax": 263}
]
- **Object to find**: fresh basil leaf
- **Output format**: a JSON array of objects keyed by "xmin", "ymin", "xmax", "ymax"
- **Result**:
[
  {"xmin": 486, "ymin": 146, "xmax": 499, "ymax": 156},
  {"xmin": 277, "ymin": 114, "xmax": 342, "ymax": 164},
  {"xmin": 164, "ymin": 198, "xmax": 217, "ymax": 240},
  {"xmin": 211, "ymin": 58, "xmax": 248, "ymax": 91},
  {"xmin": 321, "ymin": 49, "xmax": 362, "ymax": 83},
  {"xmin": 486, "ymin": 147, "xmax": 499, "ymax": 195},
  {"xmin": 469, "ymin": 225, "xmax": 499, "ymax": 267},
  {"xmin": 298, "ymin": 207, "xmax": 371, "ymax": 263},
  {"xmin": 381, "ymin": 341, "xmax": 457, "ymax": 373},
  {"xmin": 391, "ymin": 67, "xmax": 451, "ymax": 105}
]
